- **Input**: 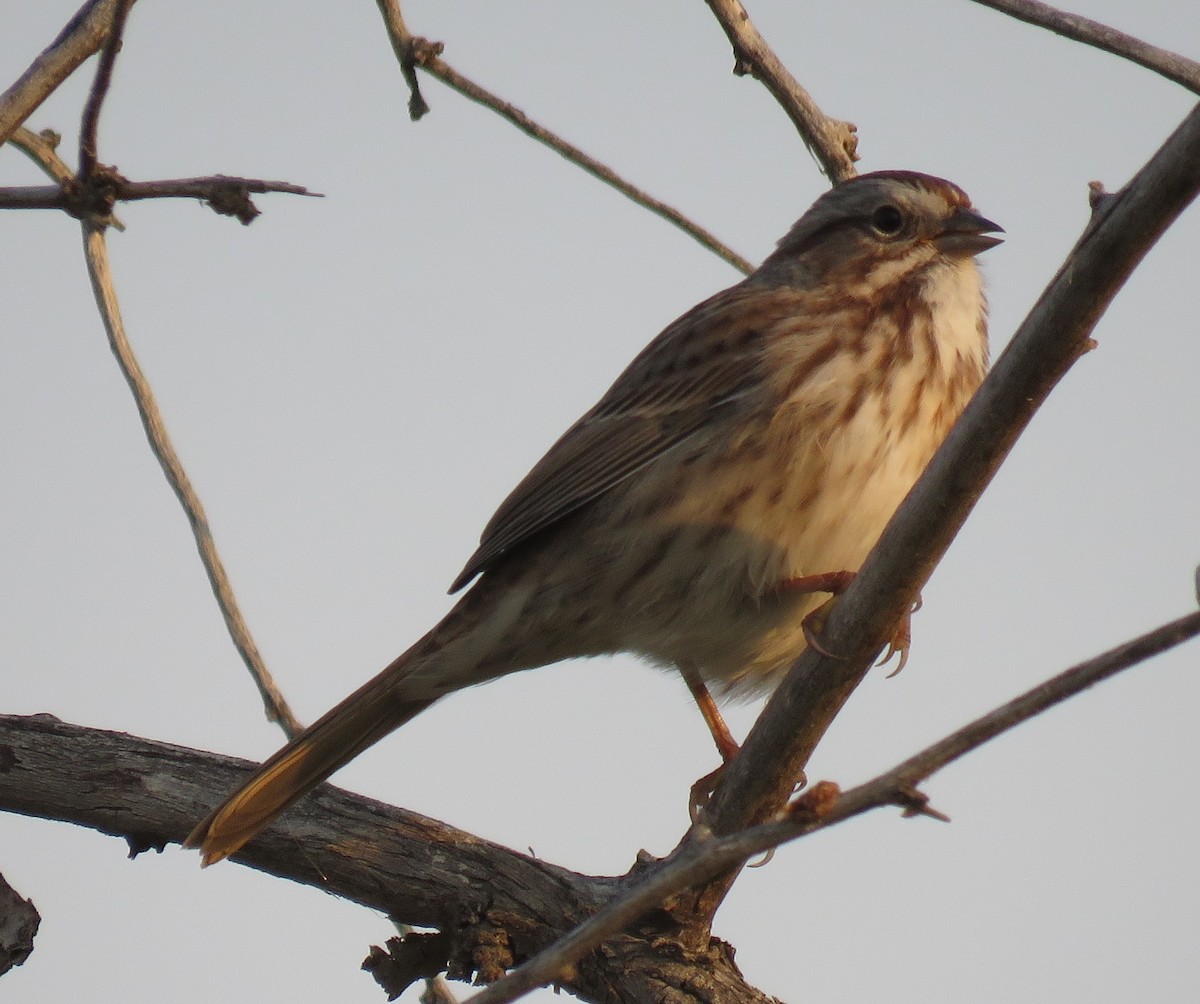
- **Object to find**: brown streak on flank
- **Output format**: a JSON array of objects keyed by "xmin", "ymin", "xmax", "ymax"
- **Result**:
[
  {"xmin": 839, "ymin": 371, "xmax": 870, "ymax": 424},
  {"xmin": 723, "ymin": 431, "xmax": 769, "ymax": 466},
  {"xmin": 794, "ymin": 473, "xmax": 821, "ymax": 513},
  {"xmin": 614, "ymin": 529, "xmax": 680, "ymax": 602},
  {"xmin": 808, "ymin": 400, "xmax": 837, "ymax": 424},
  {"xmin": 779, "ymin": 335, "xmax": 841, "ymax": 401},
  {"xmin": 642, "ymin": 474, "xmax": 688, "ymax": 518},
  {"xmin": 896, "ymin": 376, "xmax": 927, "ymax": 435},
  {"xmin": 718, "ymin": 485, "xmax": 755, "ymax": 522}
]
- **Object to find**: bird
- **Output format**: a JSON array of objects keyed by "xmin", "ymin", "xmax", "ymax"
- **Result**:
[{"xmin": 187, "ymin": 170, "xmax": 1001, "ymax": 865}]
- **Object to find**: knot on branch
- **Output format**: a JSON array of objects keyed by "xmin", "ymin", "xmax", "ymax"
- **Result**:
[
  {"xmin": 837, "ymin": 120, "xmax": 860, "ymax": 163},
  {"xmin": 64, "ymin": 162, "xmax": 125, "ymax": 224},
  {"xmin": 201, "ymin": 179, "xmax": 262, "ymax": 225},
  {"xmin": 405, "ymin": 34, "xmax": 446, "ymax": 68},
  {"xmin": 399, "ymin": 35, "xmax": 446, "ymax": 121}
]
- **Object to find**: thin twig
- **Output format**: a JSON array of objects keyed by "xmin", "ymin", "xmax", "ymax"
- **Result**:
[
  {"xmin": 9, "ymin": 97, "xmax": 306, "ymax": 738},
  {"xmin": 77, "ymin": 0, "xmax": 132, "ymax": 180},
  {"xmin": 0, "ymin": 174, "xmax": 320, "ymax": 223},
  {"xmin": 373, "ymin": 0, "xmax": 753, "ymax": 275},
  {"xmin": 970, "ymin": 0, "xmax": 1200, "ymax": 95},
  {"xmin": 77, "ymin": 222, "xmax": 303, "ymax": 737},
  {"xmin": 8, "ymin": 127, "xmax": 72, "ymax": 183},
  {"xmin": 8, "ymin": 1, "xmax": 307, "ymax": 738},
  {"xmin": 465, "ymin": 608, "xmax": 1200, "ymax": 1004},
  {"xmin": 0, "ymin": 0, "xmax": 132, "ymax": 147},
  {"xmin": 702, "ymin": 0, "xmax": 858, "ymax": 182}
]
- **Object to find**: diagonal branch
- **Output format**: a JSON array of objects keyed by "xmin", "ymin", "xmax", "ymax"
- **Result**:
[
  {"xmin": 10, "ymin": 129, "xmax": 305, "ymax": 738},
  {"xmin": 373, "ymin": 0, "xmax": 753, "ymax": 275},
  {"xmin": 0, "ymin": 0, "xmax": 133, "ymax": 148},
  {"xmin": 970, "ymin": 0, "xmax": 1200, "ymax": 95},
  {"xmin": 687, "ymin": 99, "xmax": 1200, "ymax": 920},
  {"xmin": 78, "ymin": 222, "xmax": 304, "ymax": 737},
  {"xmin": 77, "ymin": 0, "xmax": 132, "ymax": 180},
  {"xmin": 701, "ymin": 0, "xmax": 859, "ymax": 182},
  {"xmin": 463, "ymin": 606, "xmax": 1200, "ymax": 1004}
]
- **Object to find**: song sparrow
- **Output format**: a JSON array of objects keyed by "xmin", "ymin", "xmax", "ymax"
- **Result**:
[{"xmin": 188, "ymin": 170, "xmax": 1001, "ymax": 864}]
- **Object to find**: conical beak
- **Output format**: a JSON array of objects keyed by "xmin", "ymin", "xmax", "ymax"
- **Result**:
[{"xmin": 934, "ymin": 208, "xmax": 1004, "ymax": 256}]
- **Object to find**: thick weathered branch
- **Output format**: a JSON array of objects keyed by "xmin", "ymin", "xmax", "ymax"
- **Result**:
[
  {"xmin": 0, "ymin": 715, "xmax": 766, "ymax": 1003},
  {"xmin": 373, "ymin": 0, "xmax": 753, "ymax": 275},
  {"xmin": 6, "ymin": 604, "xmax": 1198, "ymax": 1000},
  {"xmin": 971, "ymin": 0, "xmax": 1200, "ymax": 95},
  {"xmin": 701, "ymin": 0, "xmax": 858, "ymax": 182},
  {"xmin": 0, "ymin": 0, "xmax": 132, "ymax": 147}
]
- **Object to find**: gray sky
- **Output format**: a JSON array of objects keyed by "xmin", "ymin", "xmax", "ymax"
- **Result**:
[{"xmin": 3, "ymin": 2, "xmax": 1199, "ymax": 1001}]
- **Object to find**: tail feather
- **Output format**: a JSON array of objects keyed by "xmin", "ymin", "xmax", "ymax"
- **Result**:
[{"xmin": 185, "ymin": 655, "xmax": 435, "ymax": 865}]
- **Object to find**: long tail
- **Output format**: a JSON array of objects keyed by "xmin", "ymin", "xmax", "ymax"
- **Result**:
[{"xmin": 185, "ymin": 646, "xmax": 436, "ymax": 866}]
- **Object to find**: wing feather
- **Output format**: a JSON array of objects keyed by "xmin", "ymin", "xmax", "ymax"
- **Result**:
[{"xmin": 449, "ymin": 281, "xmax": 800, "ymax": 591}]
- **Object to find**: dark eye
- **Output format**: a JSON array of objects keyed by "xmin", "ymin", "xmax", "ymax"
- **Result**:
[{"xmin": 870, "ymin": 204, "xmax": 904, "ymax": 236}]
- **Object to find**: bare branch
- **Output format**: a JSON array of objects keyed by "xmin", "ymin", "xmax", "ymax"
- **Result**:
[
  {"xmin": 7, "ymin": 127, "xmax": 71, "ymax": 183},
  {"xmin": 675, "ymin": 99, "xmax": 1200, "ymax": 920},
  {"xmin": 0, "ymin": 0, "xmax": 133, "ymax": 147},
  {"xmin": 8, "ymin": 605, "xmax": 1194, "ymax": 1001},
  {"xmin": 77, "ymin": 0, "xmax": 133, "ymax": 179},
  {"xmin": 971, "ymin": 0, "xmax": 1200, "ymax": 95},
  {"xmin": 373, "ymin": 0, "xmax": 754, "ymax": 275},
  {"xmin": 701, "ymin": 0, "xmax": 858, "ymax": 182},
  {"xmin": 80, "ymin": 223, "xmax": 305, "ymax": 736},
  {"xmin": 0, "ymin": 172, "xmax": 320, "ymax": 223},
  {"xmin": 0, "ymin": 715, "xmax": 765, "ymax": 1003},
  {"xmin": 7, "ymin": 130, "xmax": 306, "ymax": 737},
  {"xmin": 465, "ymin": 607, "xmax": 1200, "ymax": 1004}
]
